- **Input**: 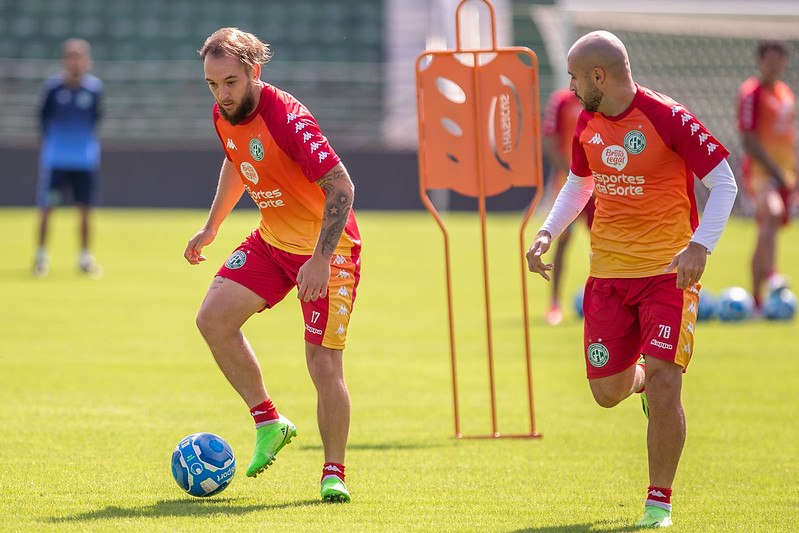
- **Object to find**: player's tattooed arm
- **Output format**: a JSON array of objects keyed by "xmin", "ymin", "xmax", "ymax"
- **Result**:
[{"xmin": 316, "ymin": 163, "xmax": 355, "ymax": 256}]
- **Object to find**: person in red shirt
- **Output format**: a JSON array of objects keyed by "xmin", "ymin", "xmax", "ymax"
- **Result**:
[
  {"xmin": 738, "ymin": 40, "xmax": 797, "ymax": 309},
  {"xmin": 541, "ymin": 87, "xmax": 594, "ymax": 325},
  {"xmin": 185, "ymin": 28, "xmax": 361, "ymax": 503},
  {"xmin": 527, "ymin": 31, "xmax": 737, "ymax": 528}
]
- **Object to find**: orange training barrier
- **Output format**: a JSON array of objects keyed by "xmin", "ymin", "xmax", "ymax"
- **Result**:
[{"xmin": 415, "ymin": 0, "xmax": 543, "ymax": 439}]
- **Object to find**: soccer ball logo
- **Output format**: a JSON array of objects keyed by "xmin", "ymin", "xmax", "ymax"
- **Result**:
[{"xmin": 171, "ymin": 432, "xmax": 236, "ymax": 497}]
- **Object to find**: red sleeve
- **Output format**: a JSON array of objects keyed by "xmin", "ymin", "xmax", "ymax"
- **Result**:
[
  {"xmin": 569, "ymin": 111, "xmax": 593, "ymax": 177},
  {"xmin": 738, "ymin": 80, "xmax": 760, "ymax": 132},
  {"xmin": 638, "ymin": 88, "xmax": 729, "ymax": 179},
  {"xmin": 542, "ymin": 92, "xmax": 565, "ymax": 136},
  {"xmin": 260, "ymin": 85, "xmax": 340, "ymax": 182}
]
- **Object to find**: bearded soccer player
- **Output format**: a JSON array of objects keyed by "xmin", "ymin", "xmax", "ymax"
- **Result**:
[
  {"xmin": 526, "ymin": 31, "xmax": 737, "ymax": 528},
  {"xmin": 185, "ymin": 27, "xmax": 361, "ymax": 503},
  {"xmin": 738, "ymin": 40, "xmax": 797, "ymax": 310}
]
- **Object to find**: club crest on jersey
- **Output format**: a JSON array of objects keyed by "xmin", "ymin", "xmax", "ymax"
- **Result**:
[
  {"xmin": 249, "ymin": 138, "xmax": 265, "ymax": 161},
  {"xmin": 587, "ymin": 342, "xmax": 610, "ymax": 368},
  {"xmin": 225, "ymin": 250, "xmax": 247, "ymax": 269},
  {"xmin": 240, "ymin": 162, "xmax": 259, "ymax": 185},
  {"xmin": 624, "ymin": 130, "xmax": 646, "ymax": 155}
]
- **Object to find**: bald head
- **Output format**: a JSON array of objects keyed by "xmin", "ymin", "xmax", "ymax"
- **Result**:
[
  {"xmin": 569, "ymin": 31, "xmax": 631, "ymax": 79},
  {"xmin": 566, "ymin": 31, "xmax": 636, "ymax": 116}
]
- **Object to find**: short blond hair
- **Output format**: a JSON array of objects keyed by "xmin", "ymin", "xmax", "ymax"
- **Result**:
[{"xmin": 199, "ymin": 27, "xmax": 272, "ymax": 70}]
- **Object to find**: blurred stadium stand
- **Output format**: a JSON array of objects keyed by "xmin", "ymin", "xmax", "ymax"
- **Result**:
[
  {"xmin": 0, "ymin": 0, "xmax": 798, "ymax": 210},
  {"xmin": 0, "ymin": 0, "xmax": 384, "ymax": 147}
]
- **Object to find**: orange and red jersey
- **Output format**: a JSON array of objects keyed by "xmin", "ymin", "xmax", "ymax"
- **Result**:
[
  {"xmin": 543, "ymin": 87, "xmax": 583, "ymax": 186},
  {"xmin": 571, "ymin": 84, "xmax": 729, "ymax": 278},
  {"xmin": 737, "ymin": 77, "xmax": 797, "ymax": 191},
  {"xmin": 213, "ymin": 84, "xmax": 360, "ymax": 257}
]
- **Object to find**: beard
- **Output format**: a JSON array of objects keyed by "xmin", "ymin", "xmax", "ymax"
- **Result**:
[
  {"xmin": 578, "ymin": 83, "xmax": 603, "ymax": 112},
  {"xmin": 218, "ymin": 83, "xmax": 257, "ymax": 126}
]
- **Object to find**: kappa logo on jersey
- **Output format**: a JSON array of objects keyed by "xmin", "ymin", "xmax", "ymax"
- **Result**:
[
  {"xmin": 623, "ymin": 130, "xmax": 646, "ymax": 155},
  {"xmin": 226, "ymin": 138, "xmax": 237, "ymax": 150},
  {"xmin": 602, "ymin": 145, "xmax": 628, "ymax": 171},
  {"xmin": 240, "ymin": 162, "xmax": 259, "ymax": 184},
  {"xmin": 295, "ymin": 121, "xmax": 307, "ymax": 133},
  {"xmin": 588, "ymin": 133, "xmax": 605, "ymax": 145},
  {"xmin": 332, "ymin": 255, "xmax": 347, "ymax": 265},
  {"xmin": 310, "ymin": 141, "xmax": 321, "ymax": 153},
  {"xmin": 302, "ymin": 131, "xmax": 313, "ymax": 143},
  {"xmin": 318, "ymin": 151, "xmax": 329, "ymax": 163},
  {"xmin": 336, "ymin": 269, "xmax": 351, "ymax": 278},
  {"xmin": 286, "ymin": 112, "xmax": 298, "ymax": 124},
  {"xmin": 337, "ymin": 286, "xmax": 349, "ymax": 297},
  {"xmin": 249, "ymin": 138, "xmax": 265, "ymax": 161},
  {"xmin": 706, "ymin": 142, "xmax": 718, "ymax": 155},
  {"xmin": 336, "ymin": 324, "xmax": 346, "ymax": 335},
  {"xmin": 337, "ymin": 304, "xmax": 348, "ymax": 316}
]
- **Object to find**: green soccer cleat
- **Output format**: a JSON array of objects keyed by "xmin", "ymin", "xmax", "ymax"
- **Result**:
[
  {"xmin": 636, "ymin": 506, "xmax": 672, "ymax": 528},
  {"xmin": 246, "ymin": 415, "xmax": 297, "ymax": 477},
  {"xmin": 321, "ymin": 476, "xmax": 351, "ymax": 503}
]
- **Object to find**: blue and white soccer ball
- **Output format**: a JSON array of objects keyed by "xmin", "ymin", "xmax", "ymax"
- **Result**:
[
  {"xmin": 717, "ymin": 287, "xmax": 756, "ymax": 322},
  {"xmin": 762, "ymin": 288, "xmax": 797, "ymax": 321},
  {"xmin": 171, "ymin": 432, "xmax": 236, "ymax": 497},
  {"xmin": 696, "ymin": 290, "xmax": 719, "ymax": 321}
]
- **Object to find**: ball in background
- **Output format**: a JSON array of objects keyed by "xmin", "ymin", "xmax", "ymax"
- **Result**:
[
  {"xmin": 171, "ymin": 432, "xmax": 236, "ymax": 497},
  {"xmin": 762, "ymin": 287, "xmax": 797, "ymax": 321},
  {"xmin": 717, "ymin": 286, "xmax": 755, "ymax": 322},
  {"xmin": 573, "ymin": 287, "xmax": 585, "ymax": 319},
  {"xmin": 696, "ymin": 289, "xmax": 718, "ymax": 321}
]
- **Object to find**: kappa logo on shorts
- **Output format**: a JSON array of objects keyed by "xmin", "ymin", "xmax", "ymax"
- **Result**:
[
  {"xmin": 587, "ymin": 342, "xmax": 610, "ymax": 368},
  {"xmin": 224, "ymin": 250, "xmax": 247, "ymax": 269}
]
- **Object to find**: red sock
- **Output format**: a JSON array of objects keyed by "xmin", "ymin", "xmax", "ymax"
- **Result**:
[
  {"xmin": 322, "ymin": 462, "xmax": 346, "ymax": 483},
  {"xmin": 646, "ymin": 485, "xmax": 672, "ymax": 512},
  {"xmin": 250, "ymin": 398, "xmax": 279, "ymax": 428}
]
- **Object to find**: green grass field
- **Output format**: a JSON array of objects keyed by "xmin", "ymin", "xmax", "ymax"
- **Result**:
[{"xmin": 1, "ymin": 207, "xmax": 796, "ymax": 532}]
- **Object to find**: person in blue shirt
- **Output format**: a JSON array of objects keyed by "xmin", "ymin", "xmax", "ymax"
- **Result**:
[{"xmin": 34, "ymin": 38, "xmax": 104, "ymax": 278}]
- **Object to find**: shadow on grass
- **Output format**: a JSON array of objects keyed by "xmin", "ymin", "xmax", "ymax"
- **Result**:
[
  {"xmin": 46, "ymin": 497, "xmax": 321, "ymax": 523},
  {"xmin": 509, "ymin": 520, "xmax": 642, "ymax": 533},
  {"xmin": 298, "ymin": 442, "xmax": 439, "ymax": 452}
]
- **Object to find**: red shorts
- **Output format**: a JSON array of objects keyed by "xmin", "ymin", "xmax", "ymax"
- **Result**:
[
  {"xmin": 217, "ymin": 230, "xmax": 360, "ymax": 350},
  {"xmin": 582, "ymin": 274, "xmax": 700, "ymax": 379}
]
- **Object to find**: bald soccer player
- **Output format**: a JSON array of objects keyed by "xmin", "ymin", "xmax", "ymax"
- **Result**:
[{"xmin": 526, "ymin": 31, "xmax": 737, "ymax": 528}]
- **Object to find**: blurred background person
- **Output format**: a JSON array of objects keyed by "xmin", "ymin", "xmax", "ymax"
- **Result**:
[
  {"xmin": 738, "ymin": 40, "xmax": 797, "ymax": 310},
  {"xmin": 34, "ymin": 38, "xmax": 104, "ymax": 278},
  {"xmin": 541, "ymin": 86, "xmax": 595, "ymax": 325}
]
